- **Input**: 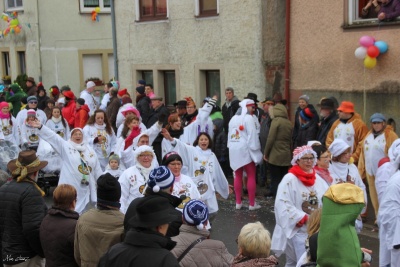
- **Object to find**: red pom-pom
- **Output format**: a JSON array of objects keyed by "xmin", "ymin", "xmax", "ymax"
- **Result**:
[{"xmin": 239, "ymin": 125, "xmax": 244, "ymax": 131}]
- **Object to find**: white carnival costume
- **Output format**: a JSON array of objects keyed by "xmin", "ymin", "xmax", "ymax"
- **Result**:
[
  {"xmin": 0, "ymin": 115, "xmax": 17, "ymax": 143},
  {"xmin": 37, "ymin": 125, "xmax": 102, "ymax": 214},
  {"xmin": 80, "ymin": 89, "xmax": 97, "ymax": 116},
  {"xmin": 172, "ymin": 174, "xmax": 201, "ymax": 212}
]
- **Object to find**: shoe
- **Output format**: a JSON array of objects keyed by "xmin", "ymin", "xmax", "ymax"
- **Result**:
[
  {"xmin": 249, "ymin": 203, "xmax": 261, "ymax": 211},
  {"xmin": 235, "ymin": 203, "xmax": 242, "ymax": 210}
]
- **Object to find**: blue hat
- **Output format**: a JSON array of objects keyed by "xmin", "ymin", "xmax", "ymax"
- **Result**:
[
  {"xmin": 137, "ymin": 79, "xmax": 146, "ymax": 86},
  {"xmin": 147, "ymin": 166, "xmax": 174, "ymax": 193},
  {"xmin": 370, "ymin": 113, "xmax": 386, "ymax": 123},
  {"xmin": 183, "ymin": 200, "xmax": 209, "ymax": 229}
]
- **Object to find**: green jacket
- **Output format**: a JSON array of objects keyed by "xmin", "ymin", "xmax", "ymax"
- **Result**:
[
  {"xmin": 5, "ymin": 84, "xmax": 26, "ymax": 117},
  {"xmin": 264, "ymin": 104, "xmax": 293, "ymax": 166}
]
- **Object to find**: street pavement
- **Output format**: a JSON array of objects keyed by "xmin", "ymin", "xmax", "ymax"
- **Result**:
[{"xmin": 44, "ymin": 178, "xmax": 380, "ymax": 267}]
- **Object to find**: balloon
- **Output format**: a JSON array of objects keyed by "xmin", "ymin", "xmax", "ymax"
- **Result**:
[
  {"xmin": 367, "ymin": 45, "xmax": 380, "ymax": 58},
  {"xmin": 374, "ymin": 41, "xmax": 388, "ymax": 54},
  {"xmin": 95, "ymin": 7, "xmax": 100, "ymax": 13},
  {"xmin": 354, "ymin": 47, "xmax": 367, "ymax": 59},
  {"xmin": 10, "ymin": 19, "xmax": 19, "ymax": 27},
  {"xmin": 359, "ymin": 36, "xmax": 374, "ymax": 48},
  {"xmin": 14, "ymin": 27, "xmax": 20, "ymax": 34},
  {"xmin": 364, "ymin": 56, "xmax": 377, "ymax": 69}
]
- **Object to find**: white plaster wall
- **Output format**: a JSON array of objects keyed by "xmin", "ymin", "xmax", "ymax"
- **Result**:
[{"xmin": 115, "ymin": 0, "xmax": 266, "ymax": 104}]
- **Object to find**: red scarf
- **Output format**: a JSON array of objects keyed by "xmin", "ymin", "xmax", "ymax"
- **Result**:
[
  {"xmin": 314, "ymin": 166, "xmax": 332, "ymax": 185},
  {"xmin": 289, "ymin": 165, "xmax": 316, "ymax": 186}
]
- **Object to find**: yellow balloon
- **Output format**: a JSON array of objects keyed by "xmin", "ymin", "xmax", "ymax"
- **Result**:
[
  {"xmin": 364, "ymin": 56, "xmax": 377, "ymax": 69},
  {"xmin": 95, "ymin": 7, "xmax": 100, "ymax": 13}
]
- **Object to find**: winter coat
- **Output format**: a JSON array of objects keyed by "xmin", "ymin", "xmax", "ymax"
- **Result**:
[
  {"xmin": 62, "ymin": 100, "xmax": 76, "ymax": 129},
  {"xmin": 222, "ymin": 97, "xmax": 240, "ymax": 133},
  {"xmin": 105, "ymin": 96, "xmax": 121, "ymax": 133},
  {"xmin": 316, "ymin": 111, "xmax": 338, "ymax": 146},
  {"xmin": 26, "ymin": 85, "xmax": 37, "ymax": 96},
  {"xmin": 74, "ymin": 104, "xmax": 90, "ymax": 129},
  {"xmin": 136, "ymin": 95, "xmax": 151, "ymax": 125},
  {"xmin": 98, "ymin": 228, "xmax": 179, "ymax": 267},
  {"xmin": 40, "ymin": 207, "xmax": 79, "ymax": 267},
  {"xmin": 37, "ymin": 95, "xmax": 49, "ymax": 111},
  {"xmin": 171, "ymin": 224, "xmax": 234, "ymax": 267},
  {"xmin": 5, "ymin": 86, "xmax": 26, "ymax": 117},
  {"xmin": 231, "ymin": 254, "xmax": 279, "ymax": 267},
  {"xmin": 292, "ymin": 104, "xmax": 319, "ymax": 145},
  {"xmin": 213, "ymin": 118, "xmax": 228, "ymax": 162},
  {"xmin": 146, "ymin": 104, "xmax": 170, "ymax": 129},
  {"xmin": 74, "ymin": 208, "xmax": 124, "ymax": 267},
  {"xmin": 259, "ymin": 113, "xmax": 272, "ymax": 151},
  {"xmin": 294, "ymin": 119, "xmax": 318, "ymax": 148},
  {"xmin": 264, "ymin": 104, "xmax": 293, "ymax": 166},
  {"xmin": 124, "ymin": 191, "xmax": 183, "ymax": 237},
  {"xmin": 0, "ymin": 180, "xmax": 48, "ymax": 265}
]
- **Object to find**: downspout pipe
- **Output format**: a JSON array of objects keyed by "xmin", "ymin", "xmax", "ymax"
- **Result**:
[
  {"xmin": 36, "ymin": 0, "xmax": 42, "ymax": 82},
  {"xmin": 285, "ymin": 0, "xmax": 291, "ymax": 118},
  {"xmin": 111, "ymin": 0, "xmax": 119, "ymax": 80}
]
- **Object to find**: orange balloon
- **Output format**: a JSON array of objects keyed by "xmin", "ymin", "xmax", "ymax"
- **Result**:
[{"xmin": 14, "ymin": 27, "xmax": 20, "ymax": 33}]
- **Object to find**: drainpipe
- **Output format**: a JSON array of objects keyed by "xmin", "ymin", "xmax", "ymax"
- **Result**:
[
  {"xmin": 36, "ymin": 0, "xmax": 42, "ymax": 81},
  {"xmin": 111, "ymin": 0, "xmax": 119, "ymax": 80},
  {"xmin": 285, "ymin": 0, "xmax": 291, "ymax": 117}
]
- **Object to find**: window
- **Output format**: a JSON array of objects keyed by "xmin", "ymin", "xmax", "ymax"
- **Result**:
[
  {"xmin": 195, "ymin": 0, "xmax": 218, "ymax": 17},
  {"xmin": 6, "ymin": 0, "xmax": 23, "ymax": 11},
  {"xmin": 205, "ymin": 70, "xmax": 220, "ymax": 106},
  {"xmin": 17, "ymin": 51, "xmax": 26, "ymax": 75},
  {"xmin": 80, "ymin": 0, "xmax": 110, "ymax": 13},
  {"xmin": 163, "ymin": 71, "xmax": 176, "ymax": 106},
  {"xmin": 346, "ymin": 0, "xmax": 400, "ymax": 27},
  {"xmin": 141, "ymin": 70, "xmax": 154, "ymax": 85},
  {"xmin": 79, "ymin": 50, "xmax": 114, "ymax": 87},
  {"xmin": 2, "ymin": 52, "xmax": 10, "ymax": 76},
  {"xmin": 83, "ymin": 54, "xmax": 103, "ymax": 82},
  {"xmin": 137, "ymin": 0, "xmax": 168, "ymax": 21}
]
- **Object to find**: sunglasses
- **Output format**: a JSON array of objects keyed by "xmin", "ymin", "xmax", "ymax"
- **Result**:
[{"xmin": 29, "ymin": 101, "xmax": 38, "ymax": 104}]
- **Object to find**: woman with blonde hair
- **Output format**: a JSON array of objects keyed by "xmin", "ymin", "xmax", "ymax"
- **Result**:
[
  {"xmin": 232, "ymin": 221, "xmax": 278, "ymax": 266},
  {"xmin": 40, "ymin": 184, "xmax": 79, "ymax": 267}
]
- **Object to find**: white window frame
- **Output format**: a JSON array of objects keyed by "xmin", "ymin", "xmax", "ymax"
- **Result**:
[
  {"xmin": 346, "ymin": 0, "xmax": 400, "ymax": 26},
  {"xmin": 5, "ymin": 0, "xmax": 23, "ymax": 12},
  {"xmin": 80, "ymin": 0, "xmax": 111, "ymax": 13},
  {"xmin": 194, "ymin": 0, "xmax": 219, "ymax": 17},
  {"xmin": 135, "ymin": 0, "xmax": 169, "ymax": 22}
]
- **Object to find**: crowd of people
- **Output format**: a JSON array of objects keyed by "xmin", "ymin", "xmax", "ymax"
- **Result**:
[{"xmin": 0, "ymin": 77, "xmax": 399, "ymax": 267}]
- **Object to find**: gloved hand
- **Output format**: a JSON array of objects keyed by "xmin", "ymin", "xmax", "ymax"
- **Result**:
[{"xmin": 124, "ymin": 126, "xmax": 141, "ymax": 150}]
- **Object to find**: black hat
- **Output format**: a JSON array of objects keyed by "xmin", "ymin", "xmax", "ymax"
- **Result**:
[
  {"xmin": 129, "ymin": 195, "xmax": 176, "ymax": 228},
  {"xmin": 136, "ymin": 86, "xmax": 145, "ymax": 95},
  {"xmin": 319, "ymin": 98, "xmax": 335, "ymax": 110},
  {"xmin": 173, "ymin": 100, "xmax": 187, "ymax": 108},
  {"xmin": 97, "ymin": 173, "xmax": 121, "ymax": 208},
  {"xmin": 76, "ymin": 98, "xmax": 85, "ymax": 105},
  {"xmin": 245, "ymin": 92, "xmax": 259, "ymax": 103}
]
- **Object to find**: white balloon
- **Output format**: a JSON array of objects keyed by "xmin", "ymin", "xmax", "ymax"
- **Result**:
[{"xmin": 354, "ymin": 46, "xmax": 367, "ymax": 60}]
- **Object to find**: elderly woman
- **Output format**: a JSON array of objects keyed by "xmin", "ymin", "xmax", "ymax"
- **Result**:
[
  {"xmin": 40, "ymin": 184, "xmax": 79, "ymax": 267},
  {"xmin": 162, "ymin": 152, "xmax": 201, "ymax": 211},
  {"xmin": 119, "ymin": 145, "xmax": 158, "ymax": 213},
  {"xmin": 311, "ymin": 144, "xmax": 332, "ymax": 185},
  {"xmin": 83, "ymin": 109, "xmax": 116, "ymax": 170},
  {"xmin": 228, "ymin": 99, "xmax": 263, "ymax": 210},
  {"xmin": 29, "ymin": 119, "xmax": 102, "ymax": 214},
  {"xmin": 232, "ymin": 221, "xmax": 278, "ymax": 267},
  {"xmin": 271, "ymin": 146, "xmax": 329, "ymax": 267}
]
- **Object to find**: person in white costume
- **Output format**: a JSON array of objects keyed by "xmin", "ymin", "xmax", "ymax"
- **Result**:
[
  {"xmin": 228, "ymin": 99, "xmax": 263, "ymax": 211},
  {"xmin": 271, "ymin": 145, "xmax": 328, "ymax": 267},
  {"xmin": 119, "ymin": 145, "xmax": 158, "ymax": 213},
  {"xmin": 45, "ymin": 106, "xmax": 70, "ymax": 140},
  {"xmin": 83, "ymin": 109, "xmax": 116, "ymax": 171},
  {"xmin": 0, "ymin": 101, "xmax": 17, "ymax": 143},
  {"xmin": 161, "ymin": 129, "xmax": 229, "ymax": 217},
  {"xmin": 80, "ymin": 81, "xmax": 97, "ymax": 116},
  {"xmin": 162, "ymin": 151, "xmax": 201, "ymax": 212},
  {"xmin": 20, "ymin": 109, "xmax": 41, "ymax": 150},
  {"xmin": 28, "ymin": 120, "xmax": 102, "ymax": 214},
  {"xmin": 99, "ymin": 81, "xmax": 118, "ymax": 111},
  {"xmin": 116, "ymin": 106, "xmax": 146, "ymax": 138},
  {"xmin": 179, "ymin": 97, "xmax": 215, "ymax": 145},
  {"xmin": 378, "ymin": 170, "xmax": 400, "ymax": 267},
  {"xmin": 103, "ymin": 154, "xmax": 123, "ymax": 179}
]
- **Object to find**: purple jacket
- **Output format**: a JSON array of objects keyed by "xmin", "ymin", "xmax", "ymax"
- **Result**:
[{"xmin": 379, "ymin": 0, "xmax": 400, "ymax": 20}]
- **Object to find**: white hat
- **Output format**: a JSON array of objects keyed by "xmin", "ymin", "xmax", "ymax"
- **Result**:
[
  {"xmin": 329, "ymin": 139, "xmax": 350, "ymax": 157},
  {"xmin": 86, "ymin": 81, "xmax": 96, "ymax": 89}
]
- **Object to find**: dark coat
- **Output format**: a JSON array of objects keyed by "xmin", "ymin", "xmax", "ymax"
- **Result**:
[
  {"xmin": 136, "ymin": 95, "xmax": 151, "ymax": 125},
  {"xmin": 213, "ymin": 118, "xmax": 228, "ymax": 162},
  {"xmin": 292, "ymin": 104, "xmax": 319, "ymax": 145},
  {"xmin": 105, "ymin": 96, "xmax": 121, "ymax": 133},
  {"xmin": 124, "ymin": 191, "xmax": 182, "ymax": 237},
  {"xmin": 145, "ymin": 104, "xmax": 170, "ymax": 129},
  {"xmin": 222, "ymin": 97, "xmax": 240, "ymax": 133},
  {"xmin": 0, "ymin": 180, "xmax": 48, "ymax": 265},
  {"xmin": 40, "ymin": 207, "xmax": 79, "ymax": 267},
  {"xmin": 316, "ymin": 111, "xmax": 338, "ymax": 146},
  {"xmin": 294, "ymin": 120, "xmax": 318, "ymax": 148},
  {"xmin": 37, "ymin": 95, "xmax": 49, "ymax": 111},
  {"xmin": 98, "ymin": 229, "xmax": 179, "ymax": 267},
  {"xmin": 259, "ymin": 113, "xmax": 272, "ymax": 151},
  {"xmin": 27, "ymin": 85, "xmax": 37, "ymax": 97}
]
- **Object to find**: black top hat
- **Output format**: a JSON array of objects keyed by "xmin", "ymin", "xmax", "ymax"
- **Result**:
[
  {"xmin": 129, "ymin": 195, "xmax": 176, "ymax": 228},
  {"xmin": 244, "ymin": 93, "xmax": 259, "ymax": 103},
  {"xmin": 319, "ymin": 98, "xmax": 335, "ymax": 110},
  {"xmin": 173, "ymin": 100, "xmax": 187, "ymax": 108}
]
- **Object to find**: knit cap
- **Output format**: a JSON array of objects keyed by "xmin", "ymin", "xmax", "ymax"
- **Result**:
[
  {"xmin": 97, "ymin": 173, "xmax": 121, "ymax": 208},
  {"xmin": 27, "ymin": 96, "xmax": 37, "ymax": 103},
  {"xmin": 108, "ymin": 154, "xmax": 120, "ymax": 164},
  {"xmin": 136, "ymin": 86, "xmax": 145, "ymax": 95},
  {"xmin": 183, "ymin": 199, "xmax": 209, "ymax": 230},
  {"xmin": 27, "ymin": 109, "xmax": 36, "ymax": 117},
  {"xmin": 299, "ymin": 94, "xmax": 310, "ymax": 103},
  {"xmin": 147, "ymin": 166, "xmax": 174, "ymax": 193}
]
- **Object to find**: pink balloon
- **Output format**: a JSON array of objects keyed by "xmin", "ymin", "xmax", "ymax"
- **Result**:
[{"xmin": 359, "ymin": 36, "xmax": 375, "ymax": 47}]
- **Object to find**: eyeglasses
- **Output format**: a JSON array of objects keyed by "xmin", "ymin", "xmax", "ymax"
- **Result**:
[
  {"xmin": 187, "ymin": 106, "xmax": 196, "ymax": 109},
  {"xmin": 372, "ymin": 122, "xmax": 383, "ymax": 124},
  {"xmin": 29, "ymin": 101, "xmax": 38, "ymax": 104},
  {"xmin": 319, "ymin": 155, "xmax": 331, "ymax": 159},
  {"xmin": 300, "ymin": 157, "xmax": 315, "ymax": 161},
  {"xmin": 139, "ymin": 154, "xmax": 153, "ymax": 158}
]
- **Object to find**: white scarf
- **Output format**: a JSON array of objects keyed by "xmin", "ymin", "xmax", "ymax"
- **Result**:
[
  {"xmin": 136, "ymin": 162, "xmax": 154, "ymax": 181},
  {"xmin": 51, "ymin": 116, "xmax": 62, "ymax": 124},
  {"xmin": 95, "ymin": 123, "xmax": 106, "ymax": 130},
  {"xmin": 329, "ymin": 161, "xmax": 348, "ymax": 180},
  {"xmin": 68, "ymin": 139, "xmax": 86, "ymax": 152}
]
